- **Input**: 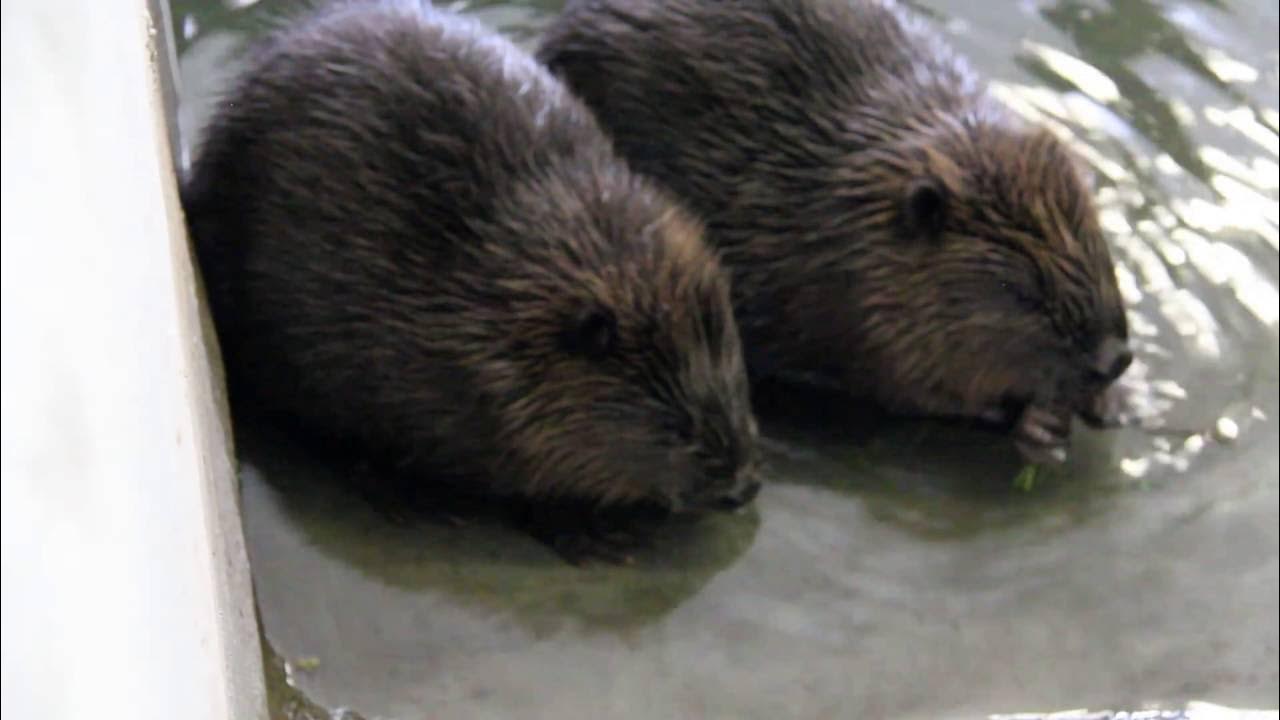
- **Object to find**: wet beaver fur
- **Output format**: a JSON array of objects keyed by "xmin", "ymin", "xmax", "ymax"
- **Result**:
[
  {"xmin": 182, "ymin": 1, "xmax": 761, "ymax": 560},
  {"xmin": 539, "ymin": 0, "xmax": 1134, "ymax": 463}
]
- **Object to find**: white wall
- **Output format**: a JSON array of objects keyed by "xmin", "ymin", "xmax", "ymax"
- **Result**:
[{"xmin": 0, "ymin": 1, "xmax": 265, "ymax": 718}]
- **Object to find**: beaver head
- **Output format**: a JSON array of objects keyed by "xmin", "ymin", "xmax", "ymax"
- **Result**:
[
  {"xmin": 469, "ymin": 164, "xmax": 762, "ymax": 510},
  {"xmin": 814, "ymin": 120, "xmax": 1131, "ymax": 461}
]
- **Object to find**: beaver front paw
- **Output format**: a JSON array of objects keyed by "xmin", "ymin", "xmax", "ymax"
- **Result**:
[
  {"xmin": 517, "ymin": 501, "xmax": 666, "ymax": 566},
  {"xmin": 1013, "ymin": 404, "xmax": 1072, "ymax": 465},
  {"xmin": 542, "ymin": 527, "xmax": 647, "ymax": 566}
]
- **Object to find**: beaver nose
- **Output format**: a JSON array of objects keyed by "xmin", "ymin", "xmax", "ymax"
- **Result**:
[
  {"xmin": 708, "ymin": 477, "xmax": 762, "ymax": 511},
  {"xmin": 1089, "ymin": 337, "xmax": 1133, "ymax": 384}
]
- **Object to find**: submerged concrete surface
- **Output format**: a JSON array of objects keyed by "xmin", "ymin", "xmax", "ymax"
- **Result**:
[
  {"xmin": 0, "ymin": 2, "xmax": 265, "ymax": 718},
  {"xmin": 239, "ymin": 409, "xmax": 1279, "ymax": 720}
]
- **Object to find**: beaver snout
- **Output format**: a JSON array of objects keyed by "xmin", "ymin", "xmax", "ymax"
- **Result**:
[
  {"xmin": 1088, "ymin": 336, "xmax": 1133, "ymax": 384},
  {"xmin": 705, "ymin": 475, "xmax": 763, "ymax": 511},
  {"xmin": 1075, "ymin": 337, "xmax": 1133, "ymax": 431},
  {"xmin": 678, "ymin": 464, "xmax": 763, "ymax": 513}
]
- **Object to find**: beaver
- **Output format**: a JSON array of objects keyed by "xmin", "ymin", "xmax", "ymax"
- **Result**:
[
  {"xmin": 538, "ymin": 0, "xmax": 1133, "ymax": 463},
  {"xmin": 182, "ymin": 0, "xmax": 761, "ymax": 559}
]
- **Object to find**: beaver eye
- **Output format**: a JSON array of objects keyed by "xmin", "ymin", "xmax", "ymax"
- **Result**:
[
  {"xmin": 902, "ymin": 177, "xmax": 948, "ymax": 240},
  {"xmin": 699, "ymin": 304, "xmax": 723, "ymax": 344},
  {"xmin": 563, "ymin": 307, "xmax": 617, "ymax": 360},
  {"xmin": 1005, "ymin": 278, "xmax": 1045, "ymax": 313}
]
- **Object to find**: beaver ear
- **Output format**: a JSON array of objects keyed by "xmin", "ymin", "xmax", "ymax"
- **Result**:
[
  {"xmin": 902, "ymin": 177, "xmax": 949, "ymax": 240},
  {"xmin": 564, "ymin": 307, "xmax": 617, "ymax": 360}
]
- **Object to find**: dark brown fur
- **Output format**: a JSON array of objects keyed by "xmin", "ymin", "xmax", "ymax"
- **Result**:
[
  {"xmin": 538, "ymin": 0, "xmax": 1133, "ymax": 462},
  {"xmin": 182, "ymin": 1, "xmax": 761, "ymax": 526}
]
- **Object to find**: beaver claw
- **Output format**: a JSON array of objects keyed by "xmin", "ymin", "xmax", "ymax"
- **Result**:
[{"xmin": 1013, "ymin": 405, "xmax": 1071, "ymax": 465}]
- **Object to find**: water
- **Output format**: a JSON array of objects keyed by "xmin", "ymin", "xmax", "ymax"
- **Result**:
[{"xmin": 166, "ymin": 0, "xmax": 1279, "ymax": 717}]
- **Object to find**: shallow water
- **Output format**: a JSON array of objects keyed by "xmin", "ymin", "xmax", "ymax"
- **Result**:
[{"xmin": 168, "ymin": 0, "xmax": 1279, "ymax": 717}]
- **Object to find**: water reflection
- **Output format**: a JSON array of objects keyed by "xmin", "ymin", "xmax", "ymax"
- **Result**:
[{"xmin": 235, "ymin": 415, "xmax": 762, "ymax": 635}]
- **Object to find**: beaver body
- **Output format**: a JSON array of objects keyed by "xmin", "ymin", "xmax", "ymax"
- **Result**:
[
  {"xmin": 539, "ymin": 0, "xmax": 1132, "ymax": 461},
  {"xmin": 183, "ymin": 1, "xmax": 761, "ymax": 533}
]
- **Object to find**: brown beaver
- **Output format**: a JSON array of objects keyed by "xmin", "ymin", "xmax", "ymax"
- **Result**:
[
  {"xmin": 538, "ymin": 0, "xmax": 1133, "ymax": 463},
  {"xmin": 181, "ymin": 0, "xmax": 761, "ymax": 559}
]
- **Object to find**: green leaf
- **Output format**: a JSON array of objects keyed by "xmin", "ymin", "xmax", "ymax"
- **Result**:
[{"xmin": 1013, "ymin": 464, "xmax": 1041, "ymax": 492}]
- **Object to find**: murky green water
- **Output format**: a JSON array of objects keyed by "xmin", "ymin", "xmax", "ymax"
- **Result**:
[{"xmin": 168, "ymin": 0, "xmax": 1279, "ymax": 717}]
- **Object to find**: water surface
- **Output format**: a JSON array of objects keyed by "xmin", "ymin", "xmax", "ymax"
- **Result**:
[{"xmin": 169, "ymin": 1, "xmax": 1279, "ymax": 717}]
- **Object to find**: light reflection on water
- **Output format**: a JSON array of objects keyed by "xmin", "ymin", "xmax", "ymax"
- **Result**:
[
  {"xmin": 168, "ymin": 0, "xmax": 1279, "ymax": 717},
  {"xmin": 974, "ymin": 0, "xmax": 1279, "ymax": 488}
]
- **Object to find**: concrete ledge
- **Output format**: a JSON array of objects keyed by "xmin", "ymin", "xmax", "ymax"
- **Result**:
[{"xmin": 1, "ymin": 1, "xmax": 266, "ymax": 718}]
